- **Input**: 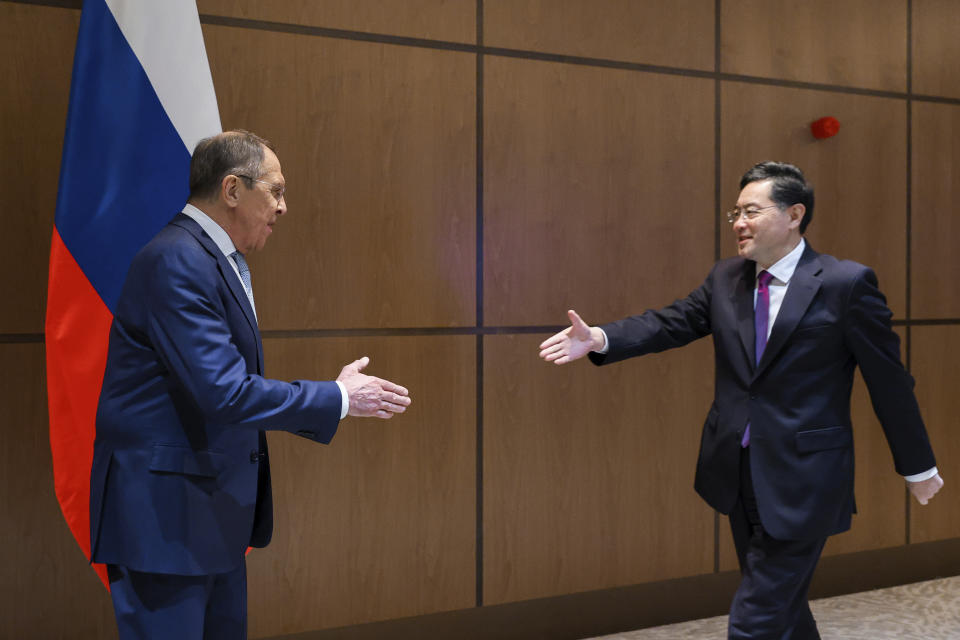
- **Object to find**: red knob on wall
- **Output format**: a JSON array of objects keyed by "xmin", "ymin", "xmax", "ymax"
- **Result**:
[{"xmin": 811, "ymin": 116, "xmax": 840, "ymax": 139}]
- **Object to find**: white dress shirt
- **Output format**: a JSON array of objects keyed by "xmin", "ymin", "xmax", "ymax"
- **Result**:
[
  {"xmin": 181, "ymin": 204, "xmax": 348, "ymax": 419},
  {"xmin": 755, "ymin": 237, "xmax": 806, "ymax": 341},
  {"xmin": 182, "ymin": 204, "xmax": 253, "ymax": 315}
]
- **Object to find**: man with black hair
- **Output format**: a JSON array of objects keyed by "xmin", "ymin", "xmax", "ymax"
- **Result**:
[{"xmin": 539, "ymin": 161, "xmax": 942, "ymax": 639}]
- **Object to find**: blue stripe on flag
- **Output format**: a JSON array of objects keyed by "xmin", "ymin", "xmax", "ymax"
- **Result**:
[{"xmin": 54, "ymin": 0, "xmax": 192, "ymax": 313}]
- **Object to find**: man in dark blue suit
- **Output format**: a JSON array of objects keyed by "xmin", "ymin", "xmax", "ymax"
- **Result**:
[
  {"xmin": 90, "ymin": 130, "xmax": 412, "ymax": 639},
  {"xmin": 539, "ymin": 162, "xmax": 943, "ymax": 639}
]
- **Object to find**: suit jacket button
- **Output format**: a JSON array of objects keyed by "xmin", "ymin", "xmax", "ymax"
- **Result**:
[{"xmin": 250, "ymin": 450, "xmax": 259, "ymax": 463}]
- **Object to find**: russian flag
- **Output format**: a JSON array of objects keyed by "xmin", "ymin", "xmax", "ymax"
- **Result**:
[{"xmin": 46, "ymin": 0, "xmax": 220, "ymax": 587}]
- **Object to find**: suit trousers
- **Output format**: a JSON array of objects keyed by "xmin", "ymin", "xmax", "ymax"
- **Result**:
[
  {"xmin": 728, "ymin": 447, "xmax": 826, "ymax": 640},
  {"xmin": 107, "ymin": 560, "xmax": 247, "ymax": 640}
]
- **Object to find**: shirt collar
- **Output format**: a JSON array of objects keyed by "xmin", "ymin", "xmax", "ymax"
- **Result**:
[
  {"xmin": 757, "ymin": 238, "xmax": 806, "ymax": 285},
  {"xmin": 181, "ymin": 203, "xmax": 237, "ymax": 259}
]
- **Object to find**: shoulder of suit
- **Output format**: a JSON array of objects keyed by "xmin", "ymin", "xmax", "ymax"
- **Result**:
[
  {"xmin": 710, "ymin": 255, "xmax": 749, "ymax": 279},
  {"xmin": 129, "ymin": 216, "xmax": 220, "ymax": 279},
  {"xmin": 809, "ymin": 251, "xmax": 873, "ymax": 280},
  {"xmin": 146, "ymin": 217, "xmax": 217, "ymax": 258},
  {"xmin": 707, "ymin": 249, "xmax": 875, "ymax": 285}
]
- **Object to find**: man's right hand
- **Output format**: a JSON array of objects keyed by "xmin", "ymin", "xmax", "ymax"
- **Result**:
[
  {"xmin": 336, "ymin": 356, "xmax": 411, "ymax": 419},
  {"xmin": 538, "ymin": 309, "xmax": 605, "ymax": 365}
]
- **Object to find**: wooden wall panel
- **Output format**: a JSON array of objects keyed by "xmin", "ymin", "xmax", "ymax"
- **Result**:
[
  {"xmin": 911, "ymin": 101, "xmax": 960, "ymax": 319},
  {"xmin": 203, "ymin": 26, "xmax": 476, "ymax": 330},
  {"xmin": 910, "ymin": 326, "xmax": 960, "ymax": 543},
  {"xmin": 248, "ymin": 336, "xmax": 475, "ymax": 635},
  {"xmin": 721, "ymin": 0, "xmax": 907, "ymax": 92},
  {"xmin": 913, "ymin": 0, "xmax": 960, "ymax": 99},
  {"xmin": 484, "ymin": 334, "xmax": 715, "ymax": 605},
  {"xmin": 197, "ymin": 0, "xmax": 476, "ymax": 43},
  {"xmin": 484, "ymin": 57, "xmax": 715, "ymax": 327},
  {"xmin": 0, "ymin": 3, "xmax": 78, "ymax": 334},
  {"xmin": 0, "ymin": 344, "xmax": 117, "ymax": 639},
  {"xmin": 721, "ymin": 82, "xmax": 907, "ymax": 318},
  {"xmin": 484, "ymin": 0, "xmax": 714, "ymax": 71}
]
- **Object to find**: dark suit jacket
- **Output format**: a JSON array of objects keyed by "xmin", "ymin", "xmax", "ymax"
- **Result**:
[
  {"xmin": 589, "ymin": 243, "xmax": 935, "ymax": 541},
  {"xmin": 90, "ymin": 213, "xmax": 343, "ymax": 575}
]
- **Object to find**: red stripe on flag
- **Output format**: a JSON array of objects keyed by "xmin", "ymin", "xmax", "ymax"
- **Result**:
[{"xmin": 45, "ymin": 228, "xmax": 112, "ymax": 589}]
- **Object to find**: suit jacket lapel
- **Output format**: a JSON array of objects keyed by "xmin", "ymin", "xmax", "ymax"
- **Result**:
[
  {"xmin": 732, "ymin": 260, "xmax": 758, "ymax": 370},
  {"xmin": 216, "ymin": 252, "xmax": 265, "ymax": 375},
  {"xmin": 171, "ymin": 214, "xmax": 264, "ymax": 373},
  {"xmin": 755, "ymin": 245, "xmax": 823, "ymax": 379}
]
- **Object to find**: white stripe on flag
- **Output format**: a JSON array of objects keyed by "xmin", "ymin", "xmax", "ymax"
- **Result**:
[{"xmin": 106, "ymin": 0, "xmax": 221, "ymax": 153}]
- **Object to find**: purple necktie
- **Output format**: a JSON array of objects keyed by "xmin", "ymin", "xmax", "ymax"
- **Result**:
[{"xmin": 742, "ymin": 270, "xmax": 774, "ymax": 448}]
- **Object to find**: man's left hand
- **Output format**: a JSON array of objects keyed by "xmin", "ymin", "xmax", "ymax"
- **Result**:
[{"xmin": 908, "ymin": 473, "xmax": 944, "ymax": 505}]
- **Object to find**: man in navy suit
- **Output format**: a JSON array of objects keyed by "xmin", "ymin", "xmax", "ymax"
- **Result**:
[
  {"xmin": 90, "ymin": 130, "xmax": 412, "ymax": 639},
  {"xmin": 539, "ymin": 162, "xmax": 943, "ymax": 639}
]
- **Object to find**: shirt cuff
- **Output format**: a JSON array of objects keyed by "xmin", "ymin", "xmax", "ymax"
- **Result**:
[
  {"xmin": 594, "ymin": 328, "xmax": 610, "ymax": 354},
  {"xmin": 904, "ymin": 466, "xmax": 938, "ymax": 483},
  {"xmin": 335, "ymin": 380, "xmax": 349, "ymax": 420}
]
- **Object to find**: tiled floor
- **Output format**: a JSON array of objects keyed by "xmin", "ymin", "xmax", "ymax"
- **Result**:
[{"xmin": 587, "ymin": 576, "xmax": 960, "ymax": 639}]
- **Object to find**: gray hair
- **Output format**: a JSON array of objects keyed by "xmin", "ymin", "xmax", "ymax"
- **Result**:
[{"xmin": 188, "ymin": 130, "xmax": 275, "ymax": 201}]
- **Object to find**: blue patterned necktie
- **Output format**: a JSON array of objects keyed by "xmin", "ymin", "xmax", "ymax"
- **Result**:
[
  {"xmin": 231, "ymin": 251, "xmax": 256, "ymax": 317},
  {"xmin": 742, "ymin": 270, "xmax": 774, "ymax": 448}
]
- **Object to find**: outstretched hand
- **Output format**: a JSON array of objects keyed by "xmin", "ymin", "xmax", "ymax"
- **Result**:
[
  {"xmin": 909, "ymin": 472, "xmax": 944, "ymax": 505},
  {"xmin": 538, "ymin": 310, "xmax": 604, "ymax": 365},
  {"xmin": 337, "ymin": 356, "xmax": 411, "ymax": 419}
]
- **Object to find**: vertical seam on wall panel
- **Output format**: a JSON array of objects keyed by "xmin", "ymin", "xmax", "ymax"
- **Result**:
[
  {"xmin": 475, "ymin": 0, "xmax": 485, "ymax": 607},
  {"xmin": 713, "ymin": 0, "xmax": 723, "ymax": 574},
  {"xmin": 476, "ymin": 332, "xmax": 484, "ymax": 606},
  {"xmin": 904, "ymin": 0, "xmax": 913, "ymax": 546}
]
